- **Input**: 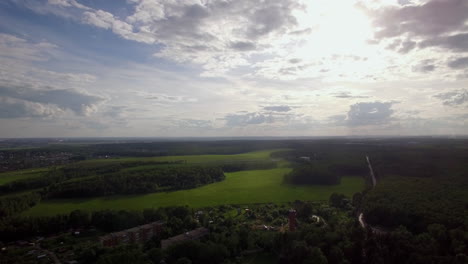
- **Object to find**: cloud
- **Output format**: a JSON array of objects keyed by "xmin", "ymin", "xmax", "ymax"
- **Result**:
[
  {"xmin": 419, "ymin": 33, "xmax": 468, "ymax": 52},
  {"xmin": 172, "ymin": 119, "xmax": 213, "ymax": 129},
  {"xmin": 434, "ymin": 90, "xmax": 468, "ymax": 106},
  {"xmin": 367, "ymin": 0, "xmax": 468, "ymax": 40},
  {"xmin": 0, "ymin": 33, "xmax": 57, "ymax": 61},
  {"xmin": 340, "ymin": 101, "xmax": 396, "ymax": 126},
  {"xmin": 412, "ymin": 59, "xmax": 436, "ymax": 72},
  {"xmin": 229, "ymin": 41, "xmax": 257, "ymax": 51},
  {"xmin": 447, "ymin": 57, "xmax": 468, "ymax": 69},
  {"xmin": 263, "ymin": 105, "xmax": 292, "ymax": 112},
  {"xmin": 224, "ymin": 112, "xmax": 274, "ymax": 127},
  {"xmin": 363, "ymin": 0, "xmax": 468, "ymax": 55},
  {"xmin": 386, "ymin": 38, "xmax": 417, "ymax": 53},
  {"xmin": 288, "ymin": 58, "xmax": 301, "ymax": 64},
  {"xmin": 21, "ymin": 0, "xmax": 304, "ymax": 74},
  {"xmin": 143, "ymin": 93, "xmax": 197, "ymax": 103},
  {"xmin": 82, "ymin": 9, "xmax": 154, "ymax": 44},
  {"xmin": 332, "ymin": 92, "xmax": 370, "ymax": 99},
  {"xmin": 0, "ymin": 97, "xmax": 63, "ymax": 118},
  {"xmin": 0, "ymin": 84, "xmax": 104, "ymax": 116}
]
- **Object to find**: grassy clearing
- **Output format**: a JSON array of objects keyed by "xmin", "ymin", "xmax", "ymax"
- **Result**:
[
  {"xmin": 78, "ymin": 149, "xmax": 284, "ymax": 165},
  {"xmin": 0, "ymin": 168, "xmax": 49, "ymax": 185},
  {"xmin": 23, "ymin": 168, "xmax": 364, "ymax": 217}
]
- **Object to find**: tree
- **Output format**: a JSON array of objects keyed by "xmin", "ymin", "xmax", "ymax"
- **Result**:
[
  {"xmin": 304, "ymin": 247, "xmax": 328, "ymax": 264},
  {"xmin": 175, "ymin": 257, "xmax": 192, "ymax": 264},
  {"xmin": 329, "ymin": 193, "xmax": 346, "ymax": 208}
]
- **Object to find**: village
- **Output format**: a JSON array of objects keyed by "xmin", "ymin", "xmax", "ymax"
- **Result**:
[{"xmin": 0, "ymin": 202, "xmax": 335, "ymax": 264}]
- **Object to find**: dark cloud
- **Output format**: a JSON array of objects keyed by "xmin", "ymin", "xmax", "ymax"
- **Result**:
[
  {"xmin": 245, "ymin": 1, "xmax": 299, "ymax": 39},
  {"xmin": 434, "ymin": 90, "xmax": 468, "ymax": 106},
  {"xmin": 0, "ymin": 84, "xmax": 103, "ymax": 116},
  {"xmin": 126, "ymin": 0, "xmax": 301, "ymax": 47},
  {"xmin": 447, "ymin": 57, "xmax": 468, "ymax": 69},
  {"xmin": 363, "ymin": 0, "xmax": 468, "ymax": 54},
  {"xmin": 263, "ymin": 105, "xmax": 291, "ymax": 112},
  {"xmin": 224, "ymin": 112, "xmax": 274, "ymax": 126},
  {"xmin": 412, "ymin": 60, "xmax": 436, "ymax": 72},
  {"xmin": 367, "ymin": 0, "xmax": 468, "ymax": 40},
  {"xmin": 229, "ymin": 41, "xmax": 257, "ymax": 51},
  {"xmin": 398, "ymin": 40, "xmax": 417, "ymax": 53},
  {"xmin": 344, "ymin": 101, "xmax": 396, "ymax": 126},
  {"xmin": 419, "ymin": 33, "xmax": 468, "ymax": 52},
  {"xmin": 288, "ymin": 58, "xmax": 301, "ymax": 64},
  {"xmin": 386, "ymin": 39, "xmax": 417, "ymax": 53}
]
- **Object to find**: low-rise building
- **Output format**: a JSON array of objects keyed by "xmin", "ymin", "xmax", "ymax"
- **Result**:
[
  {"xmin": 99, "ymin": 221, "xmax": 164, "ymax": 247},
  {"xmin": 161, "ymin": 227, "xmax": 209, "ymax": 249}
]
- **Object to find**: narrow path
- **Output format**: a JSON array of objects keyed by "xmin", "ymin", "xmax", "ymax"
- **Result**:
[
  {"xmin": 359, "ymin": 155, "xmax": 381, "ymax": 233},
  {"xmin": 366, "ymin": 155, "xmax": 376, "ymax": 188},
  {"xmin": 358, "ymin": 155, "xmax": 376, "ymax": 229}
]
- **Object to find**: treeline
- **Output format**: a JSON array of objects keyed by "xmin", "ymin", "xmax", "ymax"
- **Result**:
[
  {"xmin": 284, "ymin": 164, "xmax": 341, "ymax": 185},
  {"xmin": 0, "ymin": 161, "xmax": 184, "ymax": 195},
  {"xmin": 217, "ymin": 160, "xmax": 276, "ymax": 172},
  {"xmin": 0, "ymin": 192, "xmax": 42, "ymax": 218},
  {"xmin": 48, "ymin": 166, "xmax": 225, "ymax": 198}
]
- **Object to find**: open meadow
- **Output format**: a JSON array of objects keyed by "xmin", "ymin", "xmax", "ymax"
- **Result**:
[{"xmin": 23, "ymin": 168, "xmax": 364, "ymax": 216}]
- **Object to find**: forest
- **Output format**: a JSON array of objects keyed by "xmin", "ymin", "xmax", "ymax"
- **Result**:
[{"xmin": 48, "ymin": 166, "xmax": 225, "ymax": 198}]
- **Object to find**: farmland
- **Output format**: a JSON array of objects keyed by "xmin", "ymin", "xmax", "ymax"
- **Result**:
[{"xmin": 23, "ymin": 167, "xmax": 364, "ymax": 216}]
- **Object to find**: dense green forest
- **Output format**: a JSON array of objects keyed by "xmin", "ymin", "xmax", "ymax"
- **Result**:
[
  {"xmin": 48, "ymin": 166, "xmax": 225, "ymax": 198},
  {"xmin": 284, "ymin": 164, "xmax": 341, "ymax": 185}
]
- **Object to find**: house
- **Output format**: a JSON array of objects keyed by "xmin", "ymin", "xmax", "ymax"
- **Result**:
[
  {"xmin": 99, "ymin": 221, "xmax": 164, "ymax": 247},
  {"xmin": 161, "ymin": 227, "xmax": 209, "ymax": 249}
]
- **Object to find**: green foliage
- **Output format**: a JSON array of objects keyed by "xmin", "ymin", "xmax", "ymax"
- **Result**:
[
  {"xmin": 285, "ymin": 164, "xmax": 341, "ymax": 185},
  {"xmin": 0, "ymin": 191, "xmax": 41, "ymax": 217},
  {"xmin": 329, "ymin": 193, "xmax": 347, "ymax": 208},
  {"xmin": 362, "ymin": 176, "xmax": 468, "ymax": 232},
  {"xmin": 48, "ymin": 166, "xmax": 225, "ymax": 198}
]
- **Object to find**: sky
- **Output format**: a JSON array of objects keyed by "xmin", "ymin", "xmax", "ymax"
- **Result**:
[{"xmin": 0, "ymin": 0, "xmax": 467, "ymax": 138}]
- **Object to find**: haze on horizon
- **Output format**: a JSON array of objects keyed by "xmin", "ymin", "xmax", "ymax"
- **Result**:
[{"xmin": 0, "ymin": 0, "xmax": 467, "ymax": 138}]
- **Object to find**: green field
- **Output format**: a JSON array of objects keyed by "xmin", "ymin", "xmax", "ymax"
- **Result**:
[
  {"xmin": 79, "ymin": 149, "xmax": 283, "ymax": 165},
  {"xmin": 0, "ymin": 168, "xmax": 49, "ymax": 185},
  {"xmin": 23, "ymin": 167, "xmax": 364, "ymax": 216}
]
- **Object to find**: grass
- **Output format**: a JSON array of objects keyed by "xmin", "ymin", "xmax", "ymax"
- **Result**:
[
  {"xmin": 0, "ymin": 149, "xmax": 286, "ymax": 187},
  {"xmin": 23, "ymin": 168, "xmax": 364, "ymax": 217},
  {"xmin": 0, "ymin": 168, "xmax": 49, "ymax": 185},
  {"xmin": 78, "ymin": 149, "xmax": 283, "ymax": 165}
]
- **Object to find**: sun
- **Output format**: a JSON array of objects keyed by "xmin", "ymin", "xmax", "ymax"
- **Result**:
[{"xmin": 295, "ymin": 0, "xmax": 374, "ymax": 58}]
